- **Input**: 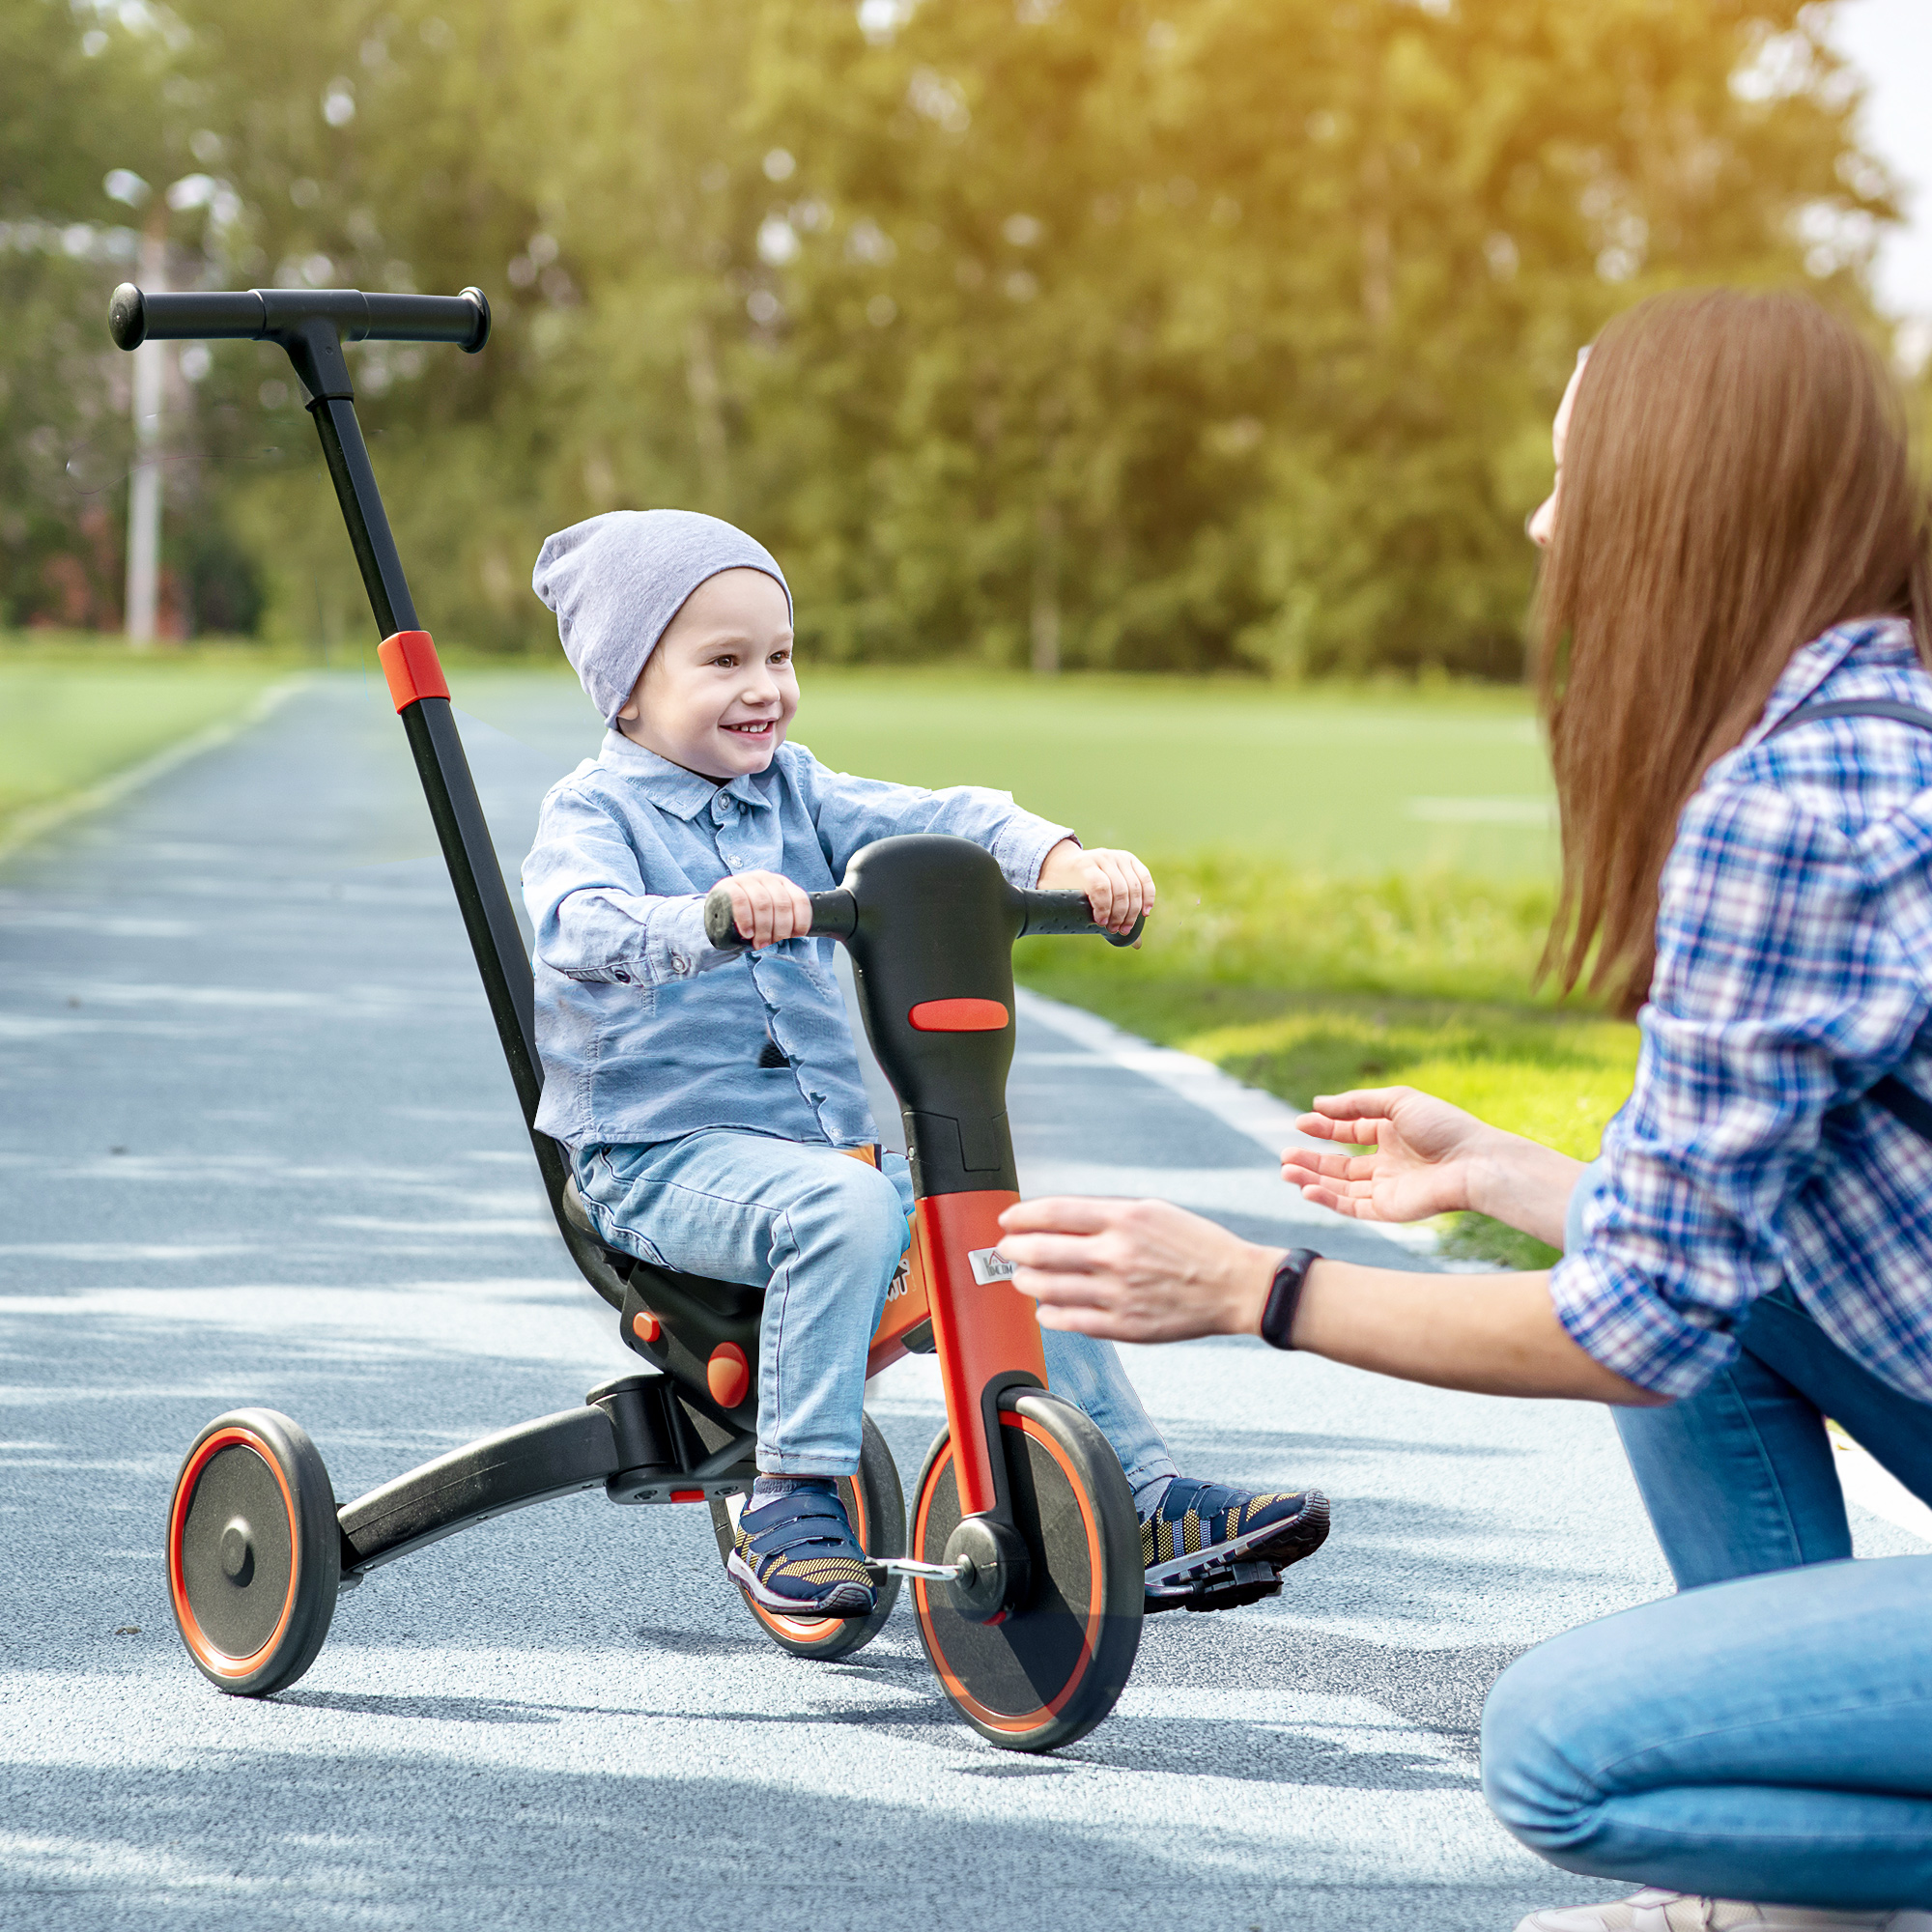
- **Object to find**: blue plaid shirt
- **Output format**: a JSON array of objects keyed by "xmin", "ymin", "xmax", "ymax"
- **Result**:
[{"xmin": 1555, "ymin": 617, "xmax": 1932, "ymax": 1404}]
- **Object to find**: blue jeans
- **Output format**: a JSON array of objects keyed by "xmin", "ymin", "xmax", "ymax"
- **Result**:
[
  {"xmin": 1486, "ymin": 1170, "xmax": 1932, "ymax": 1902},
  {"xmin": 1614, "ymin": 1287, "xmax": 1932, "ymax": 1589},
  {"xmin": 576, "ymin": 1131, "xmax": 1179, "ymax": 1491},
  {"xmin": 1482, "ymin": 1555, "xmax": 1932, "ymax": 1907}
]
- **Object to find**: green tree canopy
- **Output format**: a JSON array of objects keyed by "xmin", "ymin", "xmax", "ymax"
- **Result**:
[{"xmin": 7, "ymin": 0, "xmax": 1903, "ymax": 673}]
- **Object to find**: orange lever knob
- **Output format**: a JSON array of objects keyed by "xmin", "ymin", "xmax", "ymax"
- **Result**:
[{"xmin": 706, "ymin": 1343, "xmax": 750, "ymax": 1409}]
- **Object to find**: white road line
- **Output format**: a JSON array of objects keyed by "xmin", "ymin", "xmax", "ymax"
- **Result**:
[{"xmin": 1831, "ymin": 1427, "xmax": 1932, "ymax": 1544}]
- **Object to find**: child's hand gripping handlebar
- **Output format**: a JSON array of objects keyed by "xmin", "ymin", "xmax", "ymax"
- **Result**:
[
  {"xmin": 1014, "ymin": 890, "xmax": 1147, "ymax": 947},
  {"xmin": 700, "ymin": 882, "xmax": 1145, "ymax": 952},
  {"xmin": 704, "ymin": 887, "xmax": 858, "ymax": 951}
]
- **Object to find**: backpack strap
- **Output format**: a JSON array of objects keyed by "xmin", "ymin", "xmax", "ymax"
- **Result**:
[
  {"xmin": 1763, "ymin": 697, "xmax": 1932, "ymax": 740},
  {"xmin": 1759, "ymin": 696, "xmax": 1932, "ymax": 1146}
]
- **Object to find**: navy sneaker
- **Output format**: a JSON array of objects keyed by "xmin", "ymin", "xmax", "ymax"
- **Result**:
[
  {"xmin": 725, "ymin": 1480, "xmax": 877, "ymax": 1618},
  {"xmin": 1141, "ymin": 1477, "xmax": 1330, "ymax": 1612}
]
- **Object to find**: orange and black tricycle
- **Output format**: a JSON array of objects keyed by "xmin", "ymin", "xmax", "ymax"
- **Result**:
[{"xmin": 115, "ymin": 283, "xmax": 1158, "ymax": 1753}]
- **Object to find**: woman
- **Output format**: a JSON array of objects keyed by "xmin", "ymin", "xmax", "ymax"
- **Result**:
[{"xmin": 997, "ymin": 290, "xmax": 1932, "ymax": 1931}]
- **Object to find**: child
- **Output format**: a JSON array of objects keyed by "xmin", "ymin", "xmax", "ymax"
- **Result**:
[{"xmin": 525, "ymin": 509, "xmax": 1327, "ymax": 1617}]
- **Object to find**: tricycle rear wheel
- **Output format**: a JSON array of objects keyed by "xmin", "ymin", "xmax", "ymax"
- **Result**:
[
  {"xmin": 711, "ymin": 1410, "xmax": 904, "ymax": 1660},
  {"xmin": 167, "ymin": 1408, "xmax": 340, "ymax": 1696}
]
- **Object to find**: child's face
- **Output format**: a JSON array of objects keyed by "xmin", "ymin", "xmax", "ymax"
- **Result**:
[{"xmin": 614, "ymin": 568, "xmax": 797, "ymax": 780}]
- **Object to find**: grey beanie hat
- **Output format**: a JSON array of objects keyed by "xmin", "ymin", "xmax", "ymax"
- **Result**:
[{"xmin": 530, "ymin": 509, "xmax": 793, "ymax": 724}]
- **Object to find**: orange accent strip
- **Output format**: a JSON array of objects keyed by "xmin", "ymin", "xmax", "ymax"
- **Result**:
[
  {"xmin": 377, "ymin": 630, "xmax": 449, "ymax": 712},
  {"xmin": 911, "ymin": 1414, "xmax": 1104, "ymax": 1734},
  {"xmin": 669, "ymin": 1489, "xmax": 705, "ymax": 1503},
  {"xmin": 916, "ymin": 1189, "xmax": 1042, "ymax": 1518},
  {"xmin": 168, "ymin": 1426, "xmax": 301, "ymax": 1678},
  {"xmin": 908, "ymin": 998, "xmax": 1009, "ymax": 1033},
  {"xmin": 706, "ymin": 1342, "xmax": 750, "ymax": 1410}
]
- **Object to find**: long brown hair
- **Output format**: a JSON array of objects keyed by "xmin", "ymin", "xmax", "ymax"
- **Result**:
[{"xmin": 1537, "ymin": 289, "xmax": 1932, "ymax": 1016}]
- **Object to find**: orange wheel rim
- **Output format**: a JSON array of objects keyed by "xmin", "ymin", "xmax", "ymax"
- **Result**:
[
  {"xmin": 168, "ymin": 1427, "xmax": 300, "ymax": 1678},
  {"xmin": 913, "ymin": 1415, "xmax": 1103, "ymax": 1735}
]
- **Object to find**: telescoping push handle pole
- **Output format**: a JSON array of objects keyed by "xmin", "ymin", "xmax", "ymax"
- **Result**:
[{"xmin": 108, "ymin": 283, "xmax": 628, "ymax": 1310}]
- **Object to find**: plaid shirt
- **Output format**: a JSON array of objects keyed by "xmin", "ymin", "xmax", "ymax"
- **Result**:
[{"xmin": 1553, "ymin": 617, "xmax": 1932, "ymax": 1404}]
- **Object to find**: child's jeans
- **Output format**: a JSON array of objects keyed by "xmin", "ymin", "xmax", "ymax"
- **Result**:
[{"xmin": 575, "ymin": 1129, "xmax": 1179, "ymax": 1492}]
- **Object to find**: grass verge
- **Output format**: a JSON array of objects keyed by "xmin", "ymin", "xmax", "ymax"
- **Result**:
[
  {"xmin": 0, "ymin": 639, "xmax": 292, "ymax": 847},
  {"xmin": 1017, "ymin": 860, "xmax": 1636, "ymax": 1269}
]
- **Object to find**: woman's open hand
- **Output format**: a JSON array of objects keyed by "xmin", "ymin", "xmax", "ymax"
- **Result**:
[
  {"xmin": 1284, "ymin": 1088, "xmax": 1582, "ymax": 1249},
  {"xmin": 1282, "ymin": 1087, "xmax": 1494, "ymax": 1225}
]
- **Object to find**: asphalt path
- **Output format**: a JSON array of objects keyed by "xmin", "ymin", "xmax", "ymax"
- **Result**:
[{"xmin": 5, "ymin": 672, "xmax": 1919, "ymax": 1930}]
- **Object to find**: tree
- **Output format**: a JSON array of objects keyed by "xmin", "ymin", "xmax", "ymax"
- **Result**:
[{"xmin": 16, "ymin": 0, "xmax": 1902, "ymax": 674}]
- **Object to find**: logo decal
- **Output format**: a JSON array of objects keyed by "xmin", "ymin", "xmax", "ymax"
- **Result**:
[{"xmin": 967, "ymin": 1246, "xmax": 1016, "ymax": 1285}]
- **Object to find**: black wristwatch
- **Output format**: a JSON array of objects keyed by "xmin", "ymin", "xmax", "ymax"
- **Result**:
[{"xmin": 1260, "ymin": 1248, "xmax": 1320, "ymax": 1351}]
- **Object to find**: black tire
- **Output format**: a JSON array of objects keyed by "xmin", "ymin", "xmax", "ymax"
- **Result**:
[
  {"xmin": 709, "ymin": 1410, "xmax": 904, "ymax": 1661},
  {"xmin": 910, "ymin": 1390, "xmax": 1143, "ymax": 1752},
  {"xmin": 167, "ymin": 1408, "xmax": 340, "ymax": 1696}
]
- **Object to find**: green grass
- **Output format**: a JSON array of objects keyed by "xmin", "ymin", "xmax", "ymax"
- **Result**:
[
  {"xmin": 791, "ymin": 668, "xmax": 1557, "ymax": 878},
  {"xmin": 0, "ymin": 638, "xmax": 292, "ymax": 843}
]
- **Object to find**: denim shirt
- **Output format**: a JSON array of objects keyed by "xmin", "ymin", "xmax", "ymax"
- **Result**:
[{"xmin": 522, "ymin": 731, "xmax": 1072, "ymax": 1151}]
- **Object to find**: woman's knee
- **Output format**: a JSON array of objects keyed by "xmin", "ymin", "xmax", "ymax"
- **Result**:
[{"xmin": 1480, "ymin": 1635, "xmax": 1612, "ymax": 1860}]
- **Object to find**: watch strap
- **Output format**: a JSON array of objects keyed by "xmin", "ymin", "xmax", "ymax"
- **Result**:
[{"xmin": 1261, "ymin": 1248, "xmax": 1319, "ymax": 1351}]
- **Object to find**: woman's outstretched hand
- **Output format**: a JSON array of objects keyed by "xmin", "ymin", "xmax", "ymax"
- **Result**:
[
  {"xmin": 1282, "ymin": 1087, "xmax": 1493, "ymax": 1225},
  {"xmin": 1284, "ymin": 1087, "xmax": 1583, "ymax": 1251}
]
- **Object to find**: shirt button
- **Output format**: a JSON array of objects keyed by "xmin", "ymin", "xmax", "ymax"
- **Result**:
[{"xmin": 669, "ymin": 955, "xmax": 687, "ymax": 973}]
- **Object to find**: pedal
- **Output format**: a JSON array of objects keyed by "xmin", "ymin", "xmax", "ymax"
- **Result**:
[{"xmin": 1145, "ymin": 1560, "xmax": 1282, "ymax": 1615}]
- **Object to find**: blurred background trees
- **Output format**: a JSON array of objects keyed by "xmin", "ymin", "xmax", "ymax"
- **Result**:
[{"xmin": 3, "ymin": 0, "xmax": 1905, "ymax": 674}]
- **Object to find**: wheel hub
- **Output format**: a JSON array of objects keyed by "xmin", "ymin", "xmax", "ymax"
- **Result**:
[
  {"xmin": 219, "ymin": 1519, "xmax": 254, "ymax": 1583},
  {"xmin": 943, "ymin": 1515, "xmax": 1029, "ymax": 1623}
]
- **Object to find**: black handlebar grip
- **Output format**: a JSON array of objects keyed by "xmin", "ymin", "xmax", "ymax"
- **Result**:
[
  {"xmin": 702, "ymin": 885, "xmax": 859, "ymax": 951},
  {"xmin": 109, "ymin": 286, "xmax": 260, "ymax": 349},
  {"xmin": 1018, "ymin": 889, "xmax": 1147, "ymax": 948},
  {"xmin": 108, "ymin": 284, "xmax": 491, "ymax": 354},
  {"xmin": 703, "ymin": 886, "xmax": 741, "ymax": 950}
]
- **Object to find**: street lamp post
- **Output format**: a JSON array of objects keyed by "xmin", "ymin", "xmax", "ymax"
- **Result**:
[{"xmin": 124, "ymin": 209, "xmax": 167, "ymax": 646}]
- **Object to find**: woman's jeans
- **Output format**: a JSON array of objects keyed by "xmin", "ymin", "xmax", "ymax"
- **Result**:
[
  {"xmin": 1486, "ymin": 1168, "xmax": 1932, "ymax": 1902},
  {"xmin": 1482, "ymin": 1554, "xmax": 1932, "ymax": 1908},
  {"xmin": 1613, "ymin": 1287, "xmax": 1932, "ymax": 1590},
  {"xmin": 575, "ymin": 1130, "xmax": 1179, "ymax": 1491}
]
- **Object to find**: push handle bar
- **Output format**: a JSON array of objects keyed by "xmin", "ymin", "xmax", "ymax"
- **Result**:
[
  {"xmin": 108, "ymin": 284, "xmax": 491, "ymax": 355},
  {"xmin": 704, "ymin": 886, "xmax": 858, "ymax": 951},
  {"xmin": 700, "ymin": 882, "xmax": 1143, "ymax": 952},
  {"xmin": 1017, "ymin": 889, "xmax": 1146, "ymax": 948}
]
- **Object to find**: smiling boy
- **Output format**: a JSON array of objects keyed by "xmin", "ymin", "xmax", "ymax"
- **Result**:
[{"xmin": 524, "ymin": 509, "xmax": 1328, "ymax": 1620}]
